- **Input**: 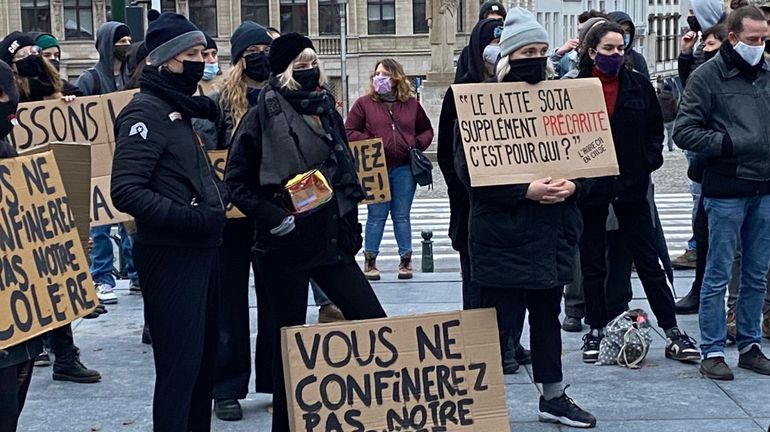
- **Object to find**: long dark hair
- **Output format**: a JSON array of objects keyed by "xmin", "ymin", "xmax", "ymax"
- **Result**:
[{"xmin": 577, "ymin": 21, "xmax": 626, "ymax": 78}]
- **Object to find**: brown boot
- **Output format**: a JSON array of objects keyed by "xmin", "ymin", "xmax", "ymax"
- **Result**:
[
  {"xmin": 364, "ymin": 252, "xmax": 380, "ymax": 281},
  {"xmin": 398, "ymin": 251, "xmax": 413, "ymax": 280},
  {"xmin": 763, "ymin": 311, "xmax": 770, "ymax": 339},
  {"xmin": 318, "ymin": 304, "xmax": 345, "ymax": 323}
]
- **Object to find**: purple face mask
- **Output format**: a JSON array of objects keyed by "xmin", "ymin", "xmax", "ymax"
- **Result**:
[
  {"xmin": 594, "ymin": 53, "xmax": 625, "ymax": 76},
  {"xmin": 373, "ymin": 75, "xmax": 392, "ymax": 94}
]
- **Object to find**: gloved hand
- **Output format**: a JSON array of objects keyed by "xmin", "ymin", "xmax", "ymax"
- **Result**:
[{"xmin": 270, "ymin": 215, "xmax": 295, "ymax": 236}]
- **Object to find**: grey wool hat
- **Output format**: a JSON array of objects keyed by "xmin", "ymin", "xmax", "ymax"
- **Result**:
[
  {"xmin": 145, "ymin": 12, "xmax": 206, "ymax": 67},
  {"xmin": 499, "ymin": 7, "xmax": 549, "ymax": 58}
]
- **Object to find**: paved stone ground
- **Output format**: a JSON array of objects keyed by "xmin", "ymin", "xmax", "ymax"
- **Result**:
[{"xmin": 20, "ymin": 271, "xmax": 770, "ymax": 431}]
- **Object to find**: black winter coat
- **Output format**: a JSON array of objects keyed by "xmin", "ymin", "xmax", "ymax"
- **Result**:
[
  {"xmin": 111, "ymin": 90, "xmax": 228, "ymax": 248},
  {"xmin": 581, "ymin": 69, "xmax": 664, "ymax": 204},
  {"xmin": 225, "ymin": 94, "xmax": 363, "ymax": 271}
]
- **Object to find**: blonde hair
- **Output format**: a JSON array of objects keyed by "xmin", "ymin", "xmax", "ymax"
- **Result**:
[
  {"xmin": 15, "ymin": 57, "xmax": 63, "ymax": 100},
  {"xmin": 277, "ymin": 48, "xmax": 328, "ymax": 90},
  {"xmin": 220, "ymin": 59, "xmax": 249, "ymax": 129},
  {"xmin": 495, "ymin": 55, "xmax": 555, "ymax": 82},
  {"xmin": 367, "ymin": 58, "xmax": 413, "ymax": 102}
]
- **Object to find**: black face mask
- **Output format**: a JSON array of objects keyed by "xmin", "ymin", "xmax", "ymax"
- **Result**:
[
  {"xmin": 504, "ymin": 57, "xmax": 547, "ymax": 84},
  {"xmin": 703, "ymin": 49, "xmax": 718, "ymax": 61},
  {"xmin": 687, "ymin": 16, "xmax": 701, "ymax": 33},
  {"xmin": 49, "ymin": 58, "xmax": 61, "ymax": 71},
  {"xmin": 28, "ymin": 77, "xmax": 56, "ymax": 100},
  {"xmin": 161, "ymin": 60, "xmax": 205, "ymax": 95},
  {"xmin": 765, "ymin": 40, "xmax": 770, "ymax": 54},
  {"xmin": 244, "ymin": 53, "xmax": 271, "ymax": 82},
  {"xmin": 0, "ymin": 101, "xmax": 17, "ymax": 140},
  {"xmin": 15, "ymin": 55, "xmax": 45, "ymax": 78},
  {"xmin": 293, "ymin": 67, "xmax": 320, "ymax": 92},
  {"xmin": 113, "ymin": 44, "xmax": 130, "ymax": 63}
]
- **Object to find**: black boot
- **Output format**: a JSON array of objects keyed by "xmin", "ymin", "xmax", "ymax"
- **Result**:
[
  {"xmin": 53, "ymin": 349, "xmax": 101, "ymax": 383},
  {"xmin": 675, "ymin": 288, "xmax": 700, "ymax": 315},
  {"xmin": 214, "ymin": 399, "xmax": 243, "ymax": 421}
]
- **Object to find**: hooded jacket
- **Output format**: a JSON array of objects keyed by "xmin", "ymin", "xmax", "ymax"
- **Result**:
[
  {"xmin": 76, "ymin": 22, "xmax": 131, "ymax": 95},
  {"xmin": 608, "ymin": 12, "xmax": 650, "ymax": 80},
  {"xmin": 692, "ymin": 0, "xmax": 724, "ymax": 32}
]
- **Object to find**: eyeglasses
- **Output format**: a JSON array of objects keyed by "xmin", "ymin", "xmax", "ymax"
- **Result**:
[{"xmin": 13, "ymin": 46, "xmax": 40, "ymax": 62}]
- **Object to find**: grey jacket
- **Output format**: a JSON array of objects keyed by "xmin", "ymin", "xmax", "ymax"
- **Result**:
[
  {"xmin": 674, "ymin": 52, "xmax": 770, "ymax": 182},
  {"xmin": 75, "ymin": 22, "xmax": 131, "ymax": 95}
]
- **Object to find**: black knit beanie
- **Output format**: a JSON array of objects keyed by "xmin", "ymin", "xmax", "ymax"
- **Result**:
[
  {"xmin": 269, "ymin": 33, "xmax": 314, "ymax": 75},
  {"xmin": 0, "ymin": 32, "xmax": 36, "ymax": 65},
  {"xmin": 479, "ymin": 1, "xmax": 506, "ymax": 20},
  {"xmin": 113, "ymin": 25, "xmax": 131, "ymax": 44},
  {"xmin": 230, "ymin": 21, "xmax": 273, "ymax": 64},
  {"xmin": 204, "ymin": 33, "xmax": 218, "ymax": 51},
  {"xmin": 145, "ymin": 12, "xmax": 205, "ymax": 67}
]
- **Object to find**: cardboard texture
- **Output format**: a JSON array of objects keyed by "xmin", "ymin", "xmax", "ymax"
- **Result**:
[
  {"xmin": 452, "ymin": 78, "xmax": 619, "ymax": 187},
  {"xmin": 19, "ymin": 143, "xmax": 92, "ymax": 257},
  {"xmin": 0, "ymin": 151, "xmax": 98, "ymax": 350},
  {"xmin": 207, "ymin": 150, "xmax": 246, "ymax": 219},
  {"xmin": 348, "ymin": 138, "xmax": 391, "ymax": 204},
  {"xmin": 8, "ymin": 90, "xmax": 137, "ymax": 227},
  {"xmin": 281, "ymin": 309, "xmax": 510, "ymax": 432}
]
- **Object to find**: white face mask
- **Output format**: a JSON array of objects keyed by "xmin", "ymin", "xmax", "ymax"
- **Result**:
[
  {"xmin": 483, "ymin": 45, "xmax": 501, "ymax": 66},
  {"xmin": 733, "ymin": 41, "xmax": 765, "ymax": 66}
]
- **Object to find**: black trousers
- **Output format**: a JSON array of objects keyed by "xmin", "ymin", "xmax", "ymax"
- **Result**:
[
  {"xmin": 480, "ymin": 285, "xmax": 564, "ymax": 384},
  {"xmin": 459, "ymin": 247, "xmax": 480, "ymax": 310},
  {"xmin": 0, "ymin": 361, "xmax": 33, "ymax": 432},
  {"xmin": 214, "ymin": 219, "xmax": 273, "ymax": 399},
  {"xmin": 42, "ymin": 324, "xmax": 76, "ymax": 358},
  {"xmin": 260, "ymin": 260, "xmax": 386, "ymax": 432},
  {"xmin": 134, "ymin": 244, "xmax": 220, "ymax": 432},
  {"xmin": 580, "ymin": 199, "xmax": 677, "ymax": 331}
]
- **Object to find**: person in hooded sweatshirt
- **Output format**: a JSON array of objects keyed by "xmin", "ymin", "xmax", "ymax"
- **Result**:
[
  {"xmin": 110, "ymin": 13, "xmax": 226, "ymax": 431},
  {"xmin": 453, "ymin": 1, "xmax": 506, "ymax": 83},
  {"xmin": 75, "ymin": 21, "xmax": 139, "ymax": 307},
  {"xmin": 679, "ymin": 0, "xmax": 726, "ymax": 86},
  {"xmin": 225, "ymin": 33, "xmax": 387, "ymax": 432},
  {"xmin": 0, "ymin": 59, "xmax": 43, "ymax": 432},
  {"xmin": 437, "ymin": 18, "xmax": 532, "ymax": 375},
  {"xmin": 192, "ymin": 20, "xmax": 276, "ymax": 422},
  {"xmin": 453, "ymin": 8, "xmax": 597, "ymax": 428},
  {"xmin": 607, "ymin": 12, "xmax": 650, "ymax": 80}
]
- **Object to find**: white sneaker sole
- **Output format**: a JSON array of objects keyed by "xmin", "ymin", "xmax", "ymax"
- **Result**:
[
  {"xmin": 98, "ymin": 297, "xmax": 118, "ymax": 305},
  {"xmin": 538, "ymin": 411, "xmax": 595, "ymax": 428}
]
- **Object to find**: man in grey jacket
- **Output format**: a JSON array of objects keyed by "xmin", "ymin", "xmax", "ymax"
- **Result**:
[{"xmin": 674, "ymin": 5, "xmax": 770, "ymax": 381}]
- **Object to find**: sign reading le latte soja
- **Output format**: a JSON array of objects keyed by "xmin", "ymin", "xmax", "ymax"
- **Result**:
[{"xmin": 452, "ymin": 78, "xmax": 619, "ymax": 187}]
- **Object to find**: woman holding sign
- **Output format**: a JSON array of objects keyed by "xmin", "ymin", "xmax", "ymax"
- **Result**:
[
  {"xmin": 225, "ymin": 33, "xmax": 387, "ymax": 432},
  {"xmin": 454, "ymin": 8, "xmax": 597, "ymax": 428},
  {"xmin": 574, "ymin": 21, "xmax": 701, "ymax": 366},
  {"xmin": 345, "ymin": 58, "xmax": 434, "ymax": 280}
]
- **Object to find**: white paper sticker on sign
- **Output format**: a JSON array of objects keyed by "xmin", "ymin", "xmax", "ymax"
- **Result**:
[{"xmin": 129, "ymin": 122, "xmax": 148, "ymax": 140}]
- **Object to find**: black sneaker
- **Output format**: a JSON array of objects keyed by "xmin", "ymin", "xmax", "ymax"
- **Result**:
[
  {"xmin": 214, "ymin": 399, "xmax": 243, "ymax": 421},
  {"xmin": 700, "ymin": 357, "xmax": 734, "ymax": 381},
  {"xmin": 665, "ymin": 328, "xmax": 700, "ymax": 363},
  {"xmin": 52, "ymin": 351, "xmax": 101, "ymax": 383},
  {"xmin": 34, "ymin": 351, "xmax": 51, "ymax": 367},
  {"xmin": 538, "ymin": 386, "xmax": 597, "ymax": 428},
  {"xmin": 515, "ymin": 344, "xmax": 532, "ymax": 366},
  {"xmin": 562, "ymin": 316, "xmax": 583, "ymax": 332},
  {"xmin": 582, "ymin": 332, "xmax": 602, "ymax": 363}
]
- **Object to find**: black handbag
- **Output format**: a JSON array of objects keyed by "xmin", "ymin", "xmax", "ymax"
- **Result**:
[{"xmin": 387, "ymin": 108, "xmax": 433, "ymax": 187}]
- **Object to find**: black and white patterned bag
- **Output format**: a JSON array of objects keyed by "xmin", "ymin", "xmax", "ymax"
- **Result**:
[{"xmin": 596, "ymin": 309, "xmax": 653, "ymax": 369}]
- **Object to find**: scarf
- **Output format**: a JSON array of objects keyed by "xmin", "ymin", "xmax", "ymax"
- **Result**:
[
  {"xmin": 140, "ymin": 66, "xmax": 219, "ymax": 122},
  {"xmin": 720, "ymin": 42, "xmax": 764, "ymax": 82},
  {"xmin": 377, "ymin": 91, "xmax": 398, "ymax": 103}
]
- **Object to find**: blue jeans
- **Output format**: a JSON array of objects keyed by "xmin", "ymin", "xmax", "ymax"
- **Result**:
[
  {"xmin": 700, "ymin": 196, "xmax": 770, "ymax": 357},
  {"xmin": 310, "ymin": 280, "xmax": 331, "ymax": 307},
  {"xmin": 89, "ymin": 224, "xmax": 138, "ymax": 287},
  {"xmin": 364, "ymin": 165, "xmax": 417, "ymax": 257},
  {"xmin": 685, "ymin": 151, "xmax": 701, "ymax": 250}
]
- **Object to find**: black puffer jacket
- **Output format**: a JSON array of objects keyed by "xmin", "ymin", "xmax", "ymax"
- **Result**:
[
  {"xmin": 581, "ymin": 68, "xmax": 664, "ymax": 204},
  {"xmin": 111, "ymin": 90, "xmax": 228, "ymax": 248}
]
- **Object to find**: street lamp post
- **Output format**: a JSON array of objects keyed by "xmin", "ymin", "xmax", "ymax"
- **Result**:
[{"xmin": 338, "ymin": 0, "xmax": 349, "ymax": 115}]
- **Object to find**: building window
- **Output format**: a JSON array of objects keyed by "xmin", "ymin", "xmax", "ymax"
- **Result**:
[
  {"xmin": 368, "ymin": 0, "xmax": 395, "ymax": 34},
  {"xmin": 21, "ymin": 0, "xmax": 51, "ymax": 33},
  {"xmin": 413, "ymin": 0, "xmax": 428, "ymax": 34},
  {"xmin": 189, "ymin": 0, "xmax": 217, "ymax": 35},
  {"xmin": 280, "ymin": 0, "xmax": 308, "ymax": 34},
  {"xmin": 456, "ymin": 0, "xmax": 463, "ymax": 32},
  {"xmin": 161, "ymin": 0, "xmax": 176, "ymax": 12},
  {"xmin": 242, "ymin": 0, "xmax": 269, "ymax": 25},
  {"xmin": 63, "ymin": 0, "xmax": 93, "ymax": 39},
  {"xmin": 318, "ymin": 0, "xmax": 341, "ymax": 35}
]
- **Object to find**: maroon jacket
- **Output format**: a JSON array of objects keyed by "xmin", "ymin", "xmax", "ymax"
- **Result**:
[{"xmin": 345, "ymin": 95, "xmax": 434, "ymax": 169}]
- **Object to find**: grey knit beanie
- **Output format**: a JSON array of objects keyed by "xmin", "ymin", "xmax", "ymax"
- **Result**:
[
  {"xmin": 499, "ymin": 7, "xmax": 549, "ymax": 58},
  {"xmin": 578, "ymin": 17, "xmax": 609, "ymax": 43}
]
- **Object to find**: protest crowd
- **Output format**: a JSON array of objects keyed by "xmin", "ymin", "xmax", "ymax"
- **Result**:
[{"xmin": 1, "ymin": 0, "xmax": 770, "ymax": 430}]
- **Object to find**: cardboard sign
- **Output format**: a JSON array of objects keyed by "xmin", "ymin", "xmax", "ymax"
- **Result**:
[
  {"xmin": 9, "ymin": 90, "xmax": 137, "ymax": 226},
  {"xmin": 281, "ymin": 309, "xmax": 510, "ymax": 432},
  {"xmin": 207, "ymin": 150, "xmax": 245, "ymax": 219},
  {"xmin": 452, "ymin": 78, "xmax": 619, "ymax": 186},
  {"xmin": 348, "ymin": 138, "xmax": 391, "ymax": 204},
  {"xmin": 0, "ymin": 151, "xmax": 98, "ymax": 349}
]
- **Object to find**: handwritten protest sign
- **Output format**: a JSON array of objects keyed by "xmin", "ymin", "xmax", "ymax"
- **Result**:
[
  {"xmin": 282, "ymin": 309, "xmax": 510, "ymax": 432},
  {"xmin": 0, "ymin": 151, "xmax": 98, "ymax": 350},
  {"xmin": 207, "ymin": 150, "xmax": 245, "ymax": 219},
  {"xmin": 9, "ymin": 90, "xmax": 137, "ymax": 226},
  {"xmin": 452, "ymin": 78, "xmax": 619, "ymax": 187},
  {"xmin": 349, "ymin": 138, "xmax": 391, "ymax": 204}
]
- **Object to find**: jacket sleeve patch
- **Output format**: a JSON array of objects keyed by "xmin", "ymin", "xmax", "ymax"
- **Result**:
[{"xmin": 129, "ymin": 122, "xmax": 148, "ymax": 140}]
